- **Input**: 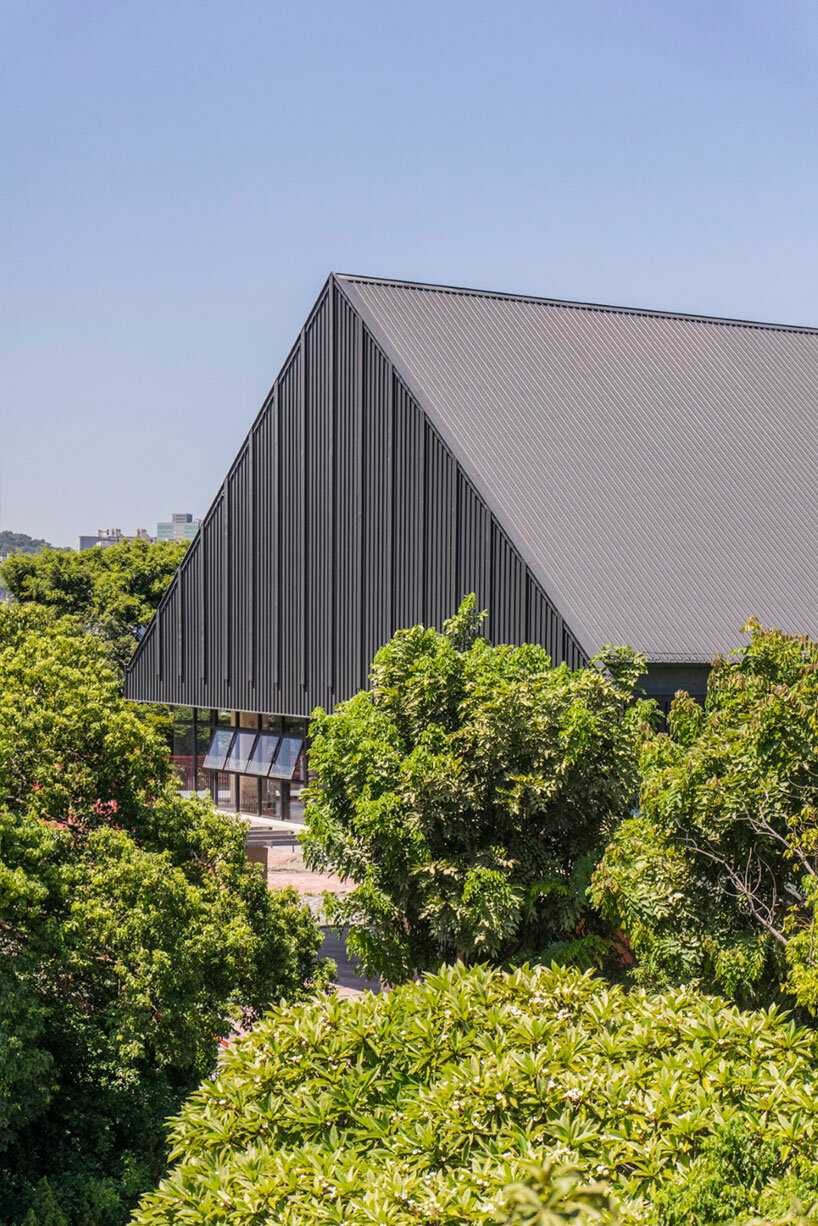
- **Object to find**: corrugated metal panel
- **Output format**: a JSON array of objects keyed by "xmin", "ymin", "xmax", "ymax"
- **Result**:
[
  {"xmin": 424, "ymin": 423, "xmax": 457, "ymax": 630},
  {"xmin": 306, "ymin": 290, "xmax": 333, "ymax": 712},
  {"xmin": 392, "ymin": 376, "xmax": 425, "ymax": 630},
  {"xmin": 123, "ymin": 276, "xmax": 583, "ymax": 714},
  {"xmin": 333, "ymin": 285, "xmax": 362, "ymax": 702},
  {"xmin": 458, "ymin": 473, "xmax": 490, "ymax": 633},
  {"xmin": 337, "ymin": 274, "xmax": 818, "ymax": 663},
  {"xmin": 363, "ymin": 332, "xmax": 393, "ymax": 662},
  {"xmin": 492, "ymin": 524, "xmax": 525, "ymax": 646},
  {"xmin": 279, "ymin": 348, "xmax": 303, "ymax": 715}
]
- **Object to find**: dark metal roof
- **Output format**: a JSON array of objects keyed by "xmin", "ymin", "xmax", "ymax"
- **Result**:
[{"xmin": 336, "ymin": 274, "xmax": 818, "ymax": 664}]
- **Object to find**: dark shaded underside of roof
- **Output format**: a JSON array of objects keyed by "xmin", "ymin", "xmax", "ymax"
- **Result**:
[{"xmin": 337, "ymin": 275, "xmax": 818, "ymax": 663}]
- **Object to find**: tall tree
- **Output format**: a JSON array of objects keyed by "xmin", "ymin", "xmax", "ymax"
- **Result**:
[
  {"xmin": 0, "ymin": 604, "xmax": 326, "ymax": 1226},
  {"xmin": 592, "ymin": 621, "xmax": 818, "ymax": 1014},
  {"xmin": 303, "ymin": 597, "xmax": 652, "ymax": 983},
  {"xmin": 1, "ymin": 539, "xmax": 186, "ymax": 669}
]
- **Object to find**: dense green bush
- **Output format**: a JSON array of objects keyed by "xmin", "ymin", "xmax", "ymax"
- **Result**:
[
  {"xmin": 0, "ymin": 604, "xmax": 327, "ymax": 1226},
  {"xmin": 593, "ymin": 622, "xmax": 818, "ymax": 1014},
  {"xmin": 304, "ymin": 597, "xmax": 652, "ymax": 982},
  {"xmin": 132, "ymin": 962, "xmax": 818, "ymax": 1226}
]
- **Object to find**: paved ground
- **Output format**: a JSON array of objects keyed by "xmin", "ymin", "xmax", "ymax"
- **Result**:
[{"xmin": 247, "ymin": 823, "xmax": 380, "ymax": 996}]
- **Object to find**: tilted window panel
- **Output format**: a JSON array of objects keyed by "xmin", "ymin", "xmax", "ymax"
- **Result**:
[
  {"xmin": 224, "ymin": 730, "xmax": 258, "ymax": 774},
  {"xmin": 202, "ymin": 728, "xmax": 236, "ymax": 771},
  {"xmin": 245, "ymin": 733, "xmax": 280, "ymax": 776},
  {"xmin": 269, "ymin": 735, "xmax": 304, "ymax": 780}
]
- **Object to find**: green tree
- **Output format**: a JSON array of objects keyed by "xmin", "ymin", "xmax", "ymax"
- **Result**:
[
  {"xmin": 592, "ymin": 621, "xmax": 818, "ymax": 1014},
  {"xmin": 0, "ymin": 604, "xmax": 326, "ymax": 1226},
  {"xmin": 303, "ymin": 597, "xmax": 652, "ymax": 983},
  {"xmin": 20, "ymin": 1180, "xmax": 68, "ymax": 1226},
  {"xmin": 0, "ymin": 531, "xmax": 57, "ymax": 557},
  {"xmin": 1, "ymin": 538, "xmax": 186, "ymax": 669}
]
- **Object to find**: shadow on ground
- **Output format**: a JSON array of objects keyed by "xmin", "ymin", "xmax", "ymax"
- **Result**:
[{"xmin": 320, "ymin": 927, "xmax": 381, "ymax": 994}]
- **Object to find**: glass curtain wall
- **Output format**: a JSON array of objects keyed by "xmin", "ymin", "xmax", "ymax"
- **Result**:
[{"xmin": 171, "ymin": 709, "xmax": 308, "ymax": 819}]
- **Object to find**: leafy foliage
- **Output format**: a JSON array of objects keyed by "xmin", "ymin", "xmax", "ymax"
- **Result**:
[
  {"xmin": 1, "ymin": 538, "xmax": 186, "ymax": 669},
  {"xmin": 303, "ymin": 597, "xmax": 652, "ymax": 982},
  {"xmin": 593, "ymin": 622, "xmax": 818, "ymax": 1014},
  {"xmin": 498, "ymin": 1164, "xmax": 618, "ymax": 1224},
  {"xmin": 0, "ymin": 604, "xmax": 327, "ymax": 1225},
  {"xmin": 132, "ymin": 962, "xmax": 818, "ymax": 1226},
  {"xmin": 0, "ymin": 530, "xmax": 57, "ymax": 557},
  {"xmin": 19, "ymin": 1180, "xmax": 68, "ymax": 1226}
]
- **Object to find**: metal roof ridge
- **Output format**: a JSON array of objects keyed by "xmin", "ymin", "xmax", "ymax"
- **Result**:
[{"xmin": 332, "ymin": 272, "xmax": 818, "ymax": 337}]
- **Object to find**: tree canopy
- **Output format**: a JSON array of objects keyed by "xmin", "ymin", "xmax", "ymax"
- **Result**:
[
  {"xmin": 303, "ymin": 597, "xmax": 653, "ymax": 983},
  {"xmin": 0, "ymin": 530, "xmax": 57, "ymax": 556},
  {"xmin": 0, "ymin": 604, "xmax": 326, "ymax": 1226},
  {"xmin": 131, "ymin": 961, "xmax": 818, "ymax": 1226},
  {"xmin": 593, "ymin": 621, "xmax": 818, "ymax": 1016},
  {"xmin": 1, "ymin": 538, "xmax": 186, "ymax": 669}
]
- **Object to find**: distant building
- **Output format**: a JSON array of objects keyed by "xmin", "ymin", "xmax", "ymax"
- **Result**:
[
  {"xmin": 156, "ymin": 512, "xmax": 200, "ymax": 542},
  {"xmin": 76, "ymin": 527, "xmax": 153, "ymax": 551}
]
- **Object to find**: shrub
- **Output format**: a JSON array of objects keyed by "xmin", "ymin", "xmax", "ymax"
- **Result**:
[{"xmin": 132, "ymin": 962, "xmax": 818, "ymax": 1226}]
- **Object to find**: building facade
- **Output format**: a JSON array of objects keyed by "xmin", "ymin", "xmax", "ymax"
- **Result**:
[
  {"xmin": 77, "ymin": 527, "xmax": 153, "ymax": 551},
  {"xmin": 124, "ymin": 274, "xmax": 818, "ymax": 816},
  {"xmin": 156, "ymin": 512, "xmax": 201, "ymax": 542}
]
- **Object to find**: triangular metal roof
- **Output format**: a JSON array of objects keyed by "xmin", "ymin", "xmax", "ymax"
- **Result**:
[{"xmin": 336, "ymin": 274, "xmax": 818, "ymax": 663}]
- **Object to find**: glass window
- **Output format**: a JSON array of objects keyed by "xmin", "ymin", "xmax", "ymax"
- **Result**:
[
  {"xmin": 261, "ymin": 714, "xmax": 282, "ymax": 734},
  {"xmin": 270, "ymin": 736, "xmax": 304, "ymax": 780},
  {"xmin": 261, "ymin": 778, "xmax": 282, "ymax": 818},
  {"xmin": 224, "ymin": 730, "xmax": 258, "ymax": 773},
  {"xmin": 195, "ymin": 723, "xmax": 212, "ymax": 791},
  {"xmin": 245, "ymin": 733, "xmax": 280, "ymax": 776},
  {"xmin": 289, "ymin": 782, "xmax": 306, "ymax": 823},
  {"xmin": 215, "ymin": 771, "xmax": 235, "ymax": 810},
  {"xmin": 215, "ymin": 710, "xmax": 233, "ymax": 728},
  {"xmin": 203, "ymin": 728, "xmax": 235, "ymax": 771},
  {"xmin": 239, "ymin": 711, "xmax": 260, "ymax": 729},
  {"xmin": 172, "ymin": 722, "xmax": 195, "ymax": 791},
  {"xmin": 239, "ymin": 774, "xmax": 259, "ymax": 814}
]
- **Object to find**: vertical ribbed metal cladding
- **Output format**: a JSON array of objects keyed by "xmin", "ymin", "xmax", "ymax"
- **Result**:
[
  {"xmin": 363, "ymin": 332, "xmax": 392, "ymax": 663},
  {"xmin": 253, "ymin": 391, "xmax": 274, "ymax": 701},
  {"xmin": 279, "ymin": 347, "xmax": 303, "ymax": 715},
  {"xmin": 492, "ymin": 524, "xmax": 525, "ymax": 645},
  {"xmin": 123, "ymin": 274, "xmax": 587, "ymax": 715},
  {"xmin": 227, "ymin": 445, "xmax": 250, "ymax": 710},
  {"xmin": 185, "ymin": 539, "xmax": 201, "ymax": 689},
  {"xmin": 458, "ymin": 474, "xmax": 491, "ymax": 633},
  {"xmin": 306, "ymin": 289, "xmax": 333, "ymax": 713},
  {"xmin": 334, "ymin": 284, "xmax": 361, "ymax": 702},
  {"xmin": 391, "ymin": 376, "xmax": 424, "ymax": 630},
  {"xmin": 203, "ymin": 498, "xmax": 223, "ymax": 697},
  {"xmin": 424, "ymin": 423, "xmax": 457, "ymax": 629}
]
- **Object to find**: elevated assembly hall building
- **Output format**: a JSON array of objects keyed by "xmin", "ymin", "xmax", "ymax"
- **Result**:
[{"xmin": 124, "ymin": 274, "xmax": 818, "ymax": 819}]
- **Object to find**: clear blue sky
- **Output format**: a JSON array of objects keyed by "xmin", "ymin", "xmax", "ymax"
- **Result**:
[{"xmin": 3, "ymin": 0, "xmax": 818, "ymax": 546}]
